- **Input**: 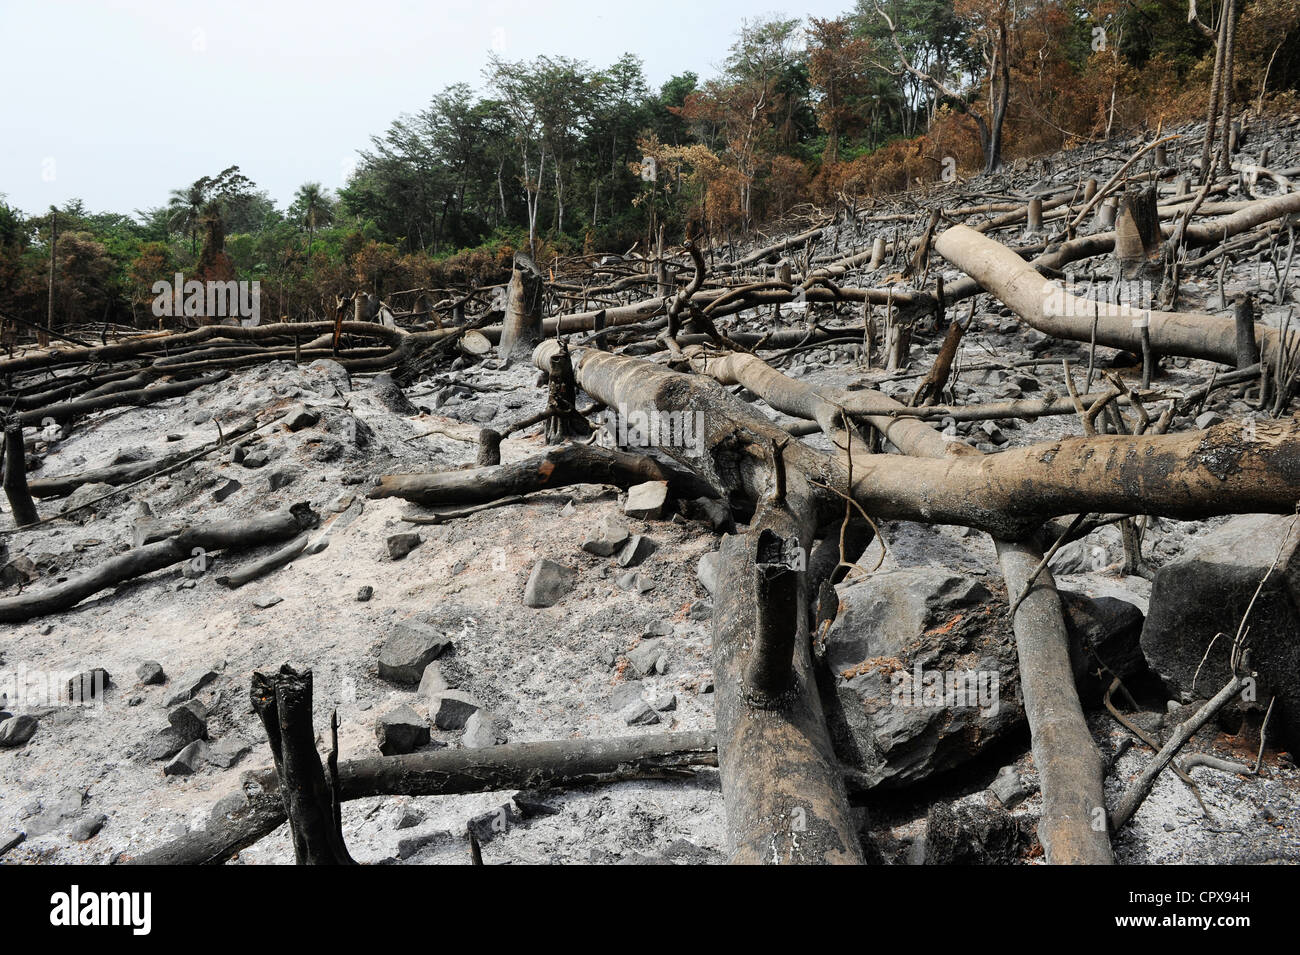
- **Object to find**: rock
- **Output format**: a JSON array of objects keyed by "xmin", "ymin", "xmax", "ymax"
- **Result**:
[
  {"xmin": 396, "ymin": 827, "xmax": 455, "ymax": 860},
  {"xmin": 1048, "ymin": 539, "xmax": 1107, "ymax": 575},
  {"xmin": 164, "ymin": 740, "xmax": 211, "ymax": 776},
  {"xmin": 356, "ymin": 585, "xmax": 374, "ymax": 602},
  {"xmin": 252, "ymin": 594, "xmax": 282, "ymax": 609},
  {"xmin": 241, "ymin": 451, "xmax": 269, "ymax": 469},
  {"xmin": 65, "ymin": 668, "xmax": 110, "ymax": 703},
  {"xmin": 988, "ymin": 767, "xmax": 1033, "ymax": 808},
  {"xmin": 378, "ymin": 619, "xmax": 451, "ymax": 685},
  {"xmin": 1060, "ymin": 590, "xmax": 1146, "ymax": 697},
  {"xmin": 1195, "ymin": 410, "xmax": 1225, "ymax": 429},
  {"xmin": 824, "ymin": 567, "xmax": 993, "ymax": 674},
  {"xmin": 67, "ymin": 813, "xmax": 108, "ymax": 842},
  {"xmin": 523, "ymin": 559, "xmax": 577, "ymax": 608},
  {"xmin": 376, "ymin": 705, "xmax": 430, "ymax": 756},
  {"xmin": 0, "ymin": 714, "xmax": 38, "ymax": 747},
  {"xmin": 581, "ymin": 517, "xmax": 630, "ymax": 556},
  {"xmin": 921, "ymin": 801, "xmax": 1023, "ymax": 864},
  {"xmin": 1141, "ymin": 514, "xmax": 1300, "ymax": 744},
  {"xmin": 167, "ymin": 700, "xmax": 209, "ymax": 743},
  {"xmin": 24, "ymin": 790, "xmax": 86, "ymax": 837},
  {"xmin": 685, "ymin": 497, "xmax": 732, "ymax": 531},
  {"xmin": 462, "ymin": 709, "xmax": 504, "ymax": 748},
  {"xmin": 624, "ymin": 481, "xmax": 669, "ymax": 520},
  {"xmin": 697, "ymin": 552, "xmax": 720, "ymax": 595},
  {"xmin": 136, "ymin": 661, "xmax": 166, "ymax": 686},
  {"xmin": 642, "ymin": 620, "xmax": 674, "ymax": 638},
  {"xmin": 267, "ymin": 467, "xmax": 301, "ymax": 491},
  {"xmin": 164, "ymin": 665, "xmax": 220, "ymax": 706},
  {"xmin": 417, "ymin": 662, "xmax": 450, "ymax": 698},
  {"xmin": 0, "ymin": 555, "xmax": 38, "ymax": 588},
  {"xmin": 205, "ymin": 737, "xmax": 251, "ymax": 769},
  {"xmin": 303, "ymin": 359, "xmax": 351, "ymax": 396},
  {"xmin": 386, "ymin": 533, "xmax": 422, "ymax": 560},
  {"xmin": 622, "ymin": 700, "xmax": 661, "ymax": 726},
  {"xmin": 627, "ymin": 639, "xmax": 664, "ymax": 678},
  {"xmin": 285, "ymin": 406, "xmax": 321, "ymax": 431},
  {"xmin": 610, "ymin": 681, "xmax": 644, "ymax": 711},
  {"xmin": 430, "ymin": 691, "xmax": 481, "ymax": 730},
  {"xmin": 822, "ymin": 566, "xmax": 1023, "ymax": 790},
  {"xmin": 392, "ymin": 806, "xmax": 425, "ymax": 830},
  {"xmin": 617, "ymin": 535, "xmax": 657, "ymax": 568},
  {"xmin": 371, "ymin": 373, "xmax": 418, "ymax": 415},
  {"xmin": 211, "ymin": 478, "xmax": 242, "ymax": 503},
  {"xmin": 59, "ymin": 482, "xmax": 116, "ymax": 523},
  {"xmin": 651, "ymin": 692, "xmax": 677, "ymax": 712}
]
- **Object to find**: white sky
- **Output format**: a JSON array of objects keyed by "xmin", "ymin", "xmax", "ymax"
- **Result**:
[{"xmin": 0, "ymin": 0, "xmax": 852, "ymax": 218}]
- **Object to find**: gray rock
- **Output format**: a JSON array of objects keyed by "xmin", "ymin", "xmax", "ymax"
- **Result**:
[
  {"xmin": 167, "ymin": 699, "xmax": 209, "ymax": 743},
  {"xmin": 988, "ymin": 767, "xmax": 1033, "ymax": 808},
  {"xmin": 462, "ymin": 709, "xmax": 504, "ymax": 748},
  {"xmin": 1141, "ymin": 514, "xmax": 1300, "ymax": 744},
  {"xmin": 211, "ymin": 479, "xmax": 242, "ymax": 503},
  {"xmin": 396, "ymin": 827, "xmax": 456, "ymax": 860},
  {"xmin": 205, "ymin": 737, "xmax": 251, "ymax": 769},
  {"xmin": 252, "ymin": 594, "xmax": 282, "ymax": 609},
  {"xmin": 622, "ymin": 700, "xmax": 661, "ymax": 726},
  {"xmin": 136, "ymin": 661, "xmax": 166, "ymax": 686},
  {"xmin": 627, "ymin": 640, "xmax": 664, "ymax": 678},
  {"xmin": 24, "ymin": 790, "xmax": 86, "ymax": 836},
  {"xmin": 1195, "ymin": 410, "xmax": 1225, "ymax": 429},
  {"xmin": 823, "ymin": 566, "xmax": 1022, "ymax": 790},
  {"xmin": 67, "ymin": 812, "xmax": 108, "ymax": 842},
  {"xmin": 59, "ymin": 482, "xmax": 116, "ymax": 523},
  {"xmin": 523, "ymin": 559, "xmax": 577, "ymax": 608},
  {"xmin": 267, "ymin": 468, "xmax": 301, "ymax": 491},
  {"xmin": 581, "ymin": 517, "xmax": 630, "ymax": 556},
  {"xmin": 1060, "ymin": 590, "xmax": 1145, "ymax": 697},
  {"xmin": 430, "ymin": 691, "xmax": 480, "ymax": 730},
  {"xmin": 303, "ymin": 359, "xmax": 351, "ymax": 396},
  {"xmin": 285, "ymin": 406, "xmax": 322, "ymax": 431},
  {"xmin": 371, "ymin": 373, "xmax": 418, "ymax": 415},
  {"xmin": 823, "ymin": 567, "xmax": 993, "ymax": 674},
  {"xmin": 697, "ymin": 552, "xmax": 720, "ymax": 595},
  {"xmin": 164, "ymin": 740, "xmax": 211, "ymax": 776},
  {"xmin": 378, "ymin": 619, "xmax": 451, "ymax": 685},
  {"xmin": 386, "ymin": 533, "xmax": 422, "ymax": 560},
  {"xmin": 0, "ymin": 714, "xmax": 38, "ymax": 747},
  {"xmin": 164, "ymin": 665, "xmax": 220, "ymax": 706},
  {"xmin": 686, "ymin": 497, "xmax": 732, "ymax": 531},
  {"xmin": 417, "ymin": 662, "xmax": 450, "ymax": 698},
  {"xmin": 651, "ymin": 692, "xmax": 677, "ymax": 712},
  {"xmin": 617, "ymin": 535, "xmax": 657, "ymax": 568},
  {"xmin": 610, "ymin": 681, "xmax": 644, "ymax": 711},
  {"xmin": 242, "ymin": 452, "xmax": 270, "ymax": 469},
  {"xmin": 624, "ymin": 481, "xmax": 669, "ymax": 520},
  {"xmin": 376, "ymin": 705, "xmax": 430, "ymax": 756},
  {"xmin": 355, "ymin": 585, "xmax": 373, "ymax": 602}
]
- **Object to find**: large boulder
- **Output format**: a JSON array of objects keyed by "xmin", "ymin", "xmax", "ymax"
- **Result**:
[
  {"xmin": 821, "ymin": 566, "xmax": 1024, "ymax": 790},
  {"xmin": 1141, "ymin": 514, "xmax": 1300, "ymax": 746}
]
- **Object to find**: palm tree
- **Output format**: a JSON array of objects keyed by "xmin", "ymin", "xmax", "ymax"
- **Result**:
[
  {"xmin": 293, "ymin": 182, "xmax": 335, "ymax": 257},
  {"xmin": 166, "ymin": 183, "xmax": 207, "ymax": 255}
]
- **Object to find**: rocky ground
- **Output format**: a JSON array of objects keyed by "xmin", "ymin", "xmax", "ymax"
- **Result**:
[{"xmin": 2, "ymin": 116, "xmax": 1299, "ymax": 865}]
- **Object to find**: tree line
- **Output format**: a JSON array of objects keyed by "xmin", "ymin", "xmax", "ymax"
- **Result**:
[{"xmin": 1, "ymin": 0, "xmax": 1296, "ymax": 335}]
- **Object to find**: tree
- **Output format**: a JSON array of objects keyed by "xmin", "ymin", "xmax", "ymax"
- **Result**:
[
  {"xmin": 291, "ymin": 183, "xmax": 336, "ymax": 256},
  {"xmin": 871, "ymin": 0, "xmax": 1012, "ymax": 173}
]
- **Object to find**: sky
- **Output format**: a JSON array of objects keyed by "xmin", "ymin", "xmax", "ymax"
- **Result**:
[{"xmin": 0, "ymin": 0, "xmax": 855, "ymax": 219}]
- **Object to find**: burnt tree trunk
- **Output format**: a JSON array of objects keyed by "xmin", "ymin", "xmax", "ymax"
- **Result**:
[{"xmin": 250, "ymin": 665, "xmax": 355, "ymax": 865}]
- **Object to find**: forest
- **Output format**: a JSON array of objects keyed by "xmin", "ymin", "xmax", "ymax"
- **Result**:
[{"xmin": 2, "ymin": 0, "xmax": 1297, "ymax": 339}]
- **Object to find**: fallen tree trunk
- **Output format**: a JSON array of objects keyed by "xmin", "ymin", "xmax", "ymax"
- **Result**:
[
  {"xmin": 125, "ymin": 730, "xmax": 717, "ymax": 865},
  {"xmin": 0, "ymin": 504, "xmax": 318, "ymax": 623},
  {"xmin": 370, "ymin": 444, "xmax": 716, "ymax": 508},
  {"xmin": 935, "ymin": 223, "xmax": 1298, "ymax": 368}
]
